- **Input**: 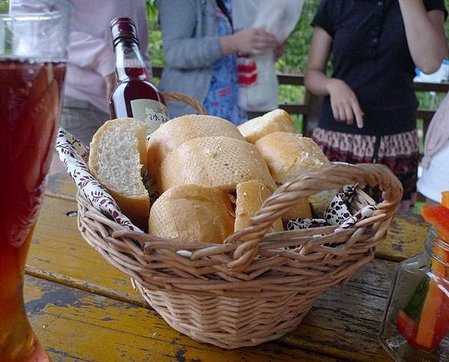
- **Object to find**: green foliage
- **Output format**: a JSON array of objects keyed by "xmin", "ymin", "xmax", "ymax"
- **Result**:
[
  {"xmin": 0, "ymin": 1, "xmax": 8, "ymax": 13},
  {"xmin": 147, "ymin": 1, "xmax": 164, "ymax": 65}
]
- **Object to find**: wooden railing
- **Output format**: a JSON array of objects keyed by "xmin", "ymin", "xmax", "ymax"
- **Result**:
[{"xmin": 152, "ymin": 65, "xmax": 449, "ymax": 135}]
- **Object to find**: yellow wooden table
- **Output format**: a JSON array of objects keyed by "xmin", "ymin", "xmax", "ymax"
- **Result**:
[{"xmin": 25, "ymin": 170, "xmax": 428, "ymax": 361}]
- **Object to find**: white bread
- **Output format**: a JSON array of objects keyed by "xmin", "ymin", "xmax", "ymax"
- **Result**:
[
  {"xmin": 254, "ymin": 132, "xmax": 330, "ymax": 185},
  {"xmin": 309, "ymin": 190, "xmax": 336, "ymax": 217},
  {"xmin": 234, "ymin": 180, "xmax": 283, "ymax": 232},
  {"xmin": 149, "ymin": 184, "xmax": 235, "ymax": 243},
  {"xmin": 147, "ymin": 114, "xmax": 245, "ymax": 179},
  {"xmin": 281, "ymin": 197, "xmax": 313, "ymax": 221},
  {"xmin": 255, "ymin": 132, "xmax": 330, "ymax": 220},
  {"xmin": 237, "ymin": 109, "xmax": 296, "ymax": 144},
  {"xmin": 158, "ymin": 136, "xmax": 277, "ymax": 193},
  {"xmin": 88, "ymin": 118, "xmax": 150, "ymax": 231}
]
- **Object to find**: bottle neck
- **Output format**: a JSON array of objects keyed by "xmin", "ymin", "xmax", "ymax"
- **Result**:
[
  {"xmin": 114, "ymin": 40, "xmax": 148, "ymax": 82},
  {"xmin": 424, "ymin": 226, "xmax": 449, "ymax": 276}
]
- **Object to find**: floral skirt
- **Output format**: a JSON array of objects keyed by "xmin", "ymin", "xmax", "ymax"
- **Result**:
[{"xmin": 312, "ymin": 128, "xmax": 419, "ymax": 201}]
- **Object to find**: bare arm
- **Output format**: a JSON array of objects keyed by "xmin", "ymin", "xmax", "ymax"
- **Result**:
[
  {"xmin": 305, "ymin": 27, "xmax": 364, "ymax": 128},
  {"xmin": 398, "ymin": 0, "xmax": 448, "ymax": 74}
]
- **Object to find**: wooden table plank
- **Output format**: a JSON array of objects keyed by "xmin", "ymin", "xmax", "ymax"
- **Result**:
[
  {"xmin": 25, "ymin": 275, "xmax": 339, "ymax": 362},
  {"xmin": 46, "ymin": 169, "xmax": 77, "ymax": 200},
  {"xmin": 29, "ymin": 195, "xmax": 141, "ymax": 304},
  {"xmin": 29, "ymin": 194, "xmax": 403, "ymax": 361},
  {"xmin": 281, "ymin": 259, "xmax": 395, "ymax": 361},
  {"xmin": 375, "ymin": 214, "xmax": 427, "ymax": 262}
]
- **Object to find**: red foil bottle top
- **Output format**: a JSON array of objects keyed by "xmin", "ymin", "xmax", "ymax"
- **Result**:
[{"xmin": 110, "ymin": 17, "xmax": 139, "ymax": 47}]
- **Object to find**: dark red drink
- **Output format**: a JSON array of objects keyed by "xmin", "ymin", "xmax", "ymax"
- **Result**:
[{"xmin": 0, "ymin": 59, "xmax": 66, "ymax": 361}]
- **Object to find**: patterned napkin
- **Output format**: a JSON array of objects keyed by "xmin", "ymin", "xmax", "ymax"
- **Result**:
[
  {"xmin": 286, "ymin": 185, "xmax": 377, "ymax": 231},
  {"xmin": 55, "ymin": 128, "xmax": 142, "ymax": 232}
]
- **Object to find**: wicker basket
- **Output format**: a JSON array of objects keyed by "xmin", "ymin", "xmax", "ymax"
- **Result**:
[
  {"xmin": 60, "ymin": 91, "xmax": 404, "ymax": 348},
  {"xmin": 76, "ymin": 156, "xmax": 403, "ymax": 349},
  {"xmin": 162, "ymin": 91, "xmax": 207, "ymax": 115}
]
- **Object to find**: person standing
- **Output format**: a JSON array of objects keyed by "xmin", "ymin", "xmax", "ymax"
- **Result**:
[
  {"xmin": 156, "ymin": 0, "xmax": 278, "ymax": 125},
  {"xmin": 62, "ymin": 0, "xmax": 151, "ymax": 145},
  {"xmin": 304, "ymin": 0, "xmax": 448, "ymax": 214},
  {"xmin": 417, "ymin": 93, "xmax": 449, "ymax": 204}
]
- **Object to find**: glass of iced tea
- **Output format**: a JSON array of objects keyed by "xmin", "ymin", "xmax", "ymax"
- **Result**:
[{"xmin": 0, "ymin": 1, "xmax": 70, "ymax": 360}]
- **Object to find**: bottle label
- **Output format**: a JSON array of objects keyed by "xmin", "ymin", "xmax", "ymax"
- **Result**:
[{"xmin": 130, "ymin": 99, "xmax": 169, "ymax": 134}]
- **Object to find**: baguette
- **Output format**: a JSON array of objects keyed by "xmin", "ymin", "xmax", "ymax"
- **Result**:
[
  {"xmin": 158, "ymin": 136, "xmax": 277, "ymax": 193},
  {"xmin": 88, "ymin": 118, "xmax": 150, "ymax": 231},
  {"xmin": 255, "ymin": 132, "xmax": 331, "ymax": 219},
  {"xmin": 255, "ymin": 132, "xmax": 330, "ymax": 185},
  {"xmin": 237, "ymin": 108, "xmax": 296, "ymax": 144},
  {"xmin": 147, "ymin": 114, "xmax": 245, "ymax": 179},
  {"xmin": 234, "ymin": 180, "xmax": 283, "ymax": 232},
  {"xmin": 149, "ymin": 184, "xmax": 235, "ymax": 243}
]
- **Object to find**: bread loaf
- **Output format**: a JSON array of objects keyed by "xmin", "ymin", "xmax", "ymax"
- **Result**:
[
  {"xmin": 88, "ymin": 118, "xmax": 150, "ymax": 231},
  {"xmin": 237, "ymin": 108, "xmax": 296, "ymax": 144},
  {"xmin": 149, "ymin": 184, "xmax": 234, "ymax": 243},
  {"xmin": 281, "ymin": 197, "xmax": 313, "ymax": 221},
  {"xmin": 255, "ymin": 132, "xmax": 332, "ymax": 220},
  {"xmin": 234, "ymin": 180, "xmax": 283, "ymax": 232},
  {"xmin": 147, "ymin": 114, "xmax": 245, "ymax": 178},
  {"xmin": 158, "ymin": 136, "xmax": 277, "ymax": 192},
  {"xmin": 309, "ymin": 190, "xmax": 336, "ymax": 217},
  {"xmin": 255, "ymin": 132, "xmax": 330, "ymax": 185}
]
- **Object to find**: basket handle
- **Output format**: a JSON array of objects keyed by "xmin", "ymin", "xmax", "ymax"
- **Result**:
[
  {"xmin": 224, "ymin": 163, "xmax": 403, "ymax": 271},
  {"xmin": 162, "ymin": 92, "xmax": 207, "ymax": 115}
]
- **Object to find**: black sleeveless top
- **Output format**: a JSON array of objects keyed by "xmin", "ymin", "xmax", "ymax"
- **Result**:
[{"xmin": 312, "ymin": 0, "xmax": 447, "ymax": 135}]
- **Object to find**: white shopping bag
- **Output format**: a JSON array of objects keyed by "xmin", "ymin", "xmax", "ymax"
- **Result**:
[{"xmin": 233, "ymin": 0, "xmax": 303, "ymax": 112}]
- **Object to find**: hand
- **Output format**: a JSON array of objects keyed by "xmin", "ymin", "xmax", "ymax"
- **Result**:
[
  {"xmin": 327, "ymin": 79, "xmax": 364, "ymax": 128},
  {"xmin": 274, "ymin": 42, "xmax": 285, "ymax": 60},
  {"xmin": 104, "ymin": 72, "xmax": 117, "ymax": 100},
  {"xmin": 221, "ymin": 27, "xmax": 278, "ymax": 56}
]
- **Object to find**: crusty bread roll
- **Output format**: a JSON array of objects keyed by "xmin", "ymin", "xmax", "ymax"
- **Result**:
[
  {"xmin": 149, "ymin": 184, "xmax": 235, "ymax": 243},
  {"xmin": 237, "ymin": 109, "xmax": 296, "ymax": 144},
  {"xmin": 158, "ymin": 136, "xmax": 277, "ymax": 193},
  {"xmin": 255, "ymin": 132, "xmax": 330, "ymax": 220},
  {"xmin": 309, "ymin": 190, "xmax": 336, "ymax": 217},
  {"xmin": 281, "ymin": 197, "xmax": 313, "ymax": 221},
  {"xmin": 255, "ymin": 132, "xmax": 330, "ymax": 185},
  {"xmin": 147, "ymin": 114, "xmax": 245, "ymax": 179},
  {"xmin": 88, "ymin": 118, "xmax": 150, "ymax": 231},
  {"xmin": 234, "ymin": 180, "xmax": 283, "ymax": 232}
]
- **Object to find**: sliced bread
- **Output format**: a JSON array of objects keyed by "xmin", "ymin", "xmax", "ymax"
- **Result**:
[{"xmin": 88, "ymin": 117, "xmax": 150, "ymax": 231}]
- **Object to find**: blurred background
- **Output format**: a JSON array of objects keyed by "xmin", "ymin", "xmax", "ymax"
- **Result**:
[{"xmin": 146, "ymin": 0, "xmax": 449, "ymax": 118}]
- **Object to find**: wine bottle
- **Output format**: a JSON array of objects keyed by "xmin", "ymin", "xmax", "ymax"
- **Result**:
[{"xmin": 109, "ymin": 17, "xmax": 169, "ymax": 135}]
